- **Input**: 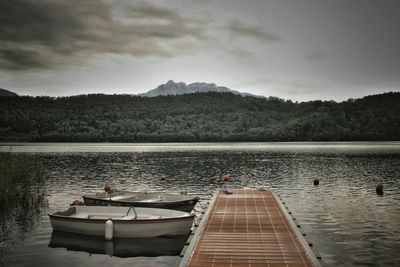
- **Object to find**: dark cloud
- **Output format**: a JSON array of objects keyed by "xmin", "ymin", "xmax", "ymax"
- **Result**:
[
  {"xmin": 304, "ymin": 50, "xmax": 328, "ymax": 61},
  {"xmin": 128, "ymin": 3, "xmax": 183, "ymax": 21},
  {"xmin": 125, "ymin": 3, "xmax": 206, "ymax": 39},
  {"xmin": 0, "ymin": 48, "xmax": 49, "ymax": 70},
  {"xmin": 225, "ymin": 19, "xmax": 281, "ymax": 44},
  {"xmin": 226, "ymin": 47, "xmax": 257, "ymax": 65},
  {"xmin": 0, "ymin": 0, "xmax": 207, "ymax": 71}
]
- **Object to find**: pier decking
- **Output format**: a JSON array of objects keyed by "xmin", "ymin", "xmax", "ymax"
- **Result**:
[{"xmin": 179, "ymin": 189, "xmax": 320, "ymax": 267}]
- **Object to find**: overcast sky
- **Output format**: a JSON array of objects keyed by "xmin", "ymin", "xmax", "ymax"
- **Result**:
[{"xmin": 1, "ymin": 0, "xmax": 400, "ymax": 102}]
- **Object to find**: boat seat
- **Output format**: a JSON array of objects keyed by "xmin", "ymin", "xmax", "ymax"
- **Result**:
[
  {"xmin": 110, "ymin": 195, "xmax": 136, "ymax": 201},
  {"xmin": 136, "ymin": 215, "xmax": 162, "ymax": 220},
  {"xmin": 70, "ymin": 213, "xmax": 90, "ymax": 219},
  {"xmin": 148, "ymin": 215, "xmax": 162, "ymax": 219},
  {"xmin": 121, "ymin": 215, "xmax": 136, "ymax": 220},
  {"xmin": 140, "ymin": 198, "xmax": 162, "ymax": 202}
]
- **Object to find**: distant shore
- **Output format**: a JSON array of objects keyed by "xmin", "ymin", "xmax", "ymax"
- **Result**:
[
  {"xmin": 1, "ymin": 92, "xmax": 399, "ymax": 142},
  {"xmin": 1, "ymin": 141, "xmax": 400, "ymax": 153}
]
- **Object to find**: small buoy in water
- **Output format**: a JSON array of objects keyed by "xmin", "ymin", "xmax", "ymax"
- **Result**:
[
  {"xmin": 105, "ymin": 219, "xmax": 113, "ymax": 241},
  {"xmin": 70, "ymin": 199, "xmax": 84, "ymax": 206},
  {"xmin": 376, "ymin": 183, "xmax": 384, "ymax": 195},
  {"xmin": 104, "ymin": 184, "xmax": 112, "ymax": 193},
  {"xmin": 160, "ymin": 176, "xmax": 166, "ymax": 181},
  {"xmin": 223, "ymin": 175, "xmax": 229, "ymax": 182},
  {"xmin": 313, "ymin": 179, "xmax": 320, "ymax": 186}
]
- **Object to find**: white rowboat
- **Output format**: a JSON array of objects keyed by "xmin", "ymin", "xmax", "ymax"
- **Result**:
[
  {"xmin": 82, "ymin": 190, "xmax": 199, "ymax": 212},
  {"xmin": 49, "ymin": 206, "xmax": 195, "ymax": 238}
]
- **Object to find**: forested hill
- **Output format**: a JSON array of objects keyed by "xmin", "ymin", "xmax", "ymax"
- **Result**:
[
  {"xmin": 0, "ymin": 92, "xmax": 399, "ymax": 142},
  {"xmin": 0, "ymin": 88, "xmax": 18, "ymax": 97}
]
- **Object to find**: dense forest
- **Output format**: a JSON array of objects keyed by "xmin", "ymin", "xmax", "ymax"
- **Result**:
[{"xmin": 0, "ymin": 92, "xmax": 399, "ymax": 142}]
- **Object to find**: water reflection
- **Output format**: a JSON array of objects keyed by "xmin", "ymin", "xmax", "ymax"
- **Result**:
[{"xmin": 49, "ymin": 231, "xmax": 188, "ymax": 257}]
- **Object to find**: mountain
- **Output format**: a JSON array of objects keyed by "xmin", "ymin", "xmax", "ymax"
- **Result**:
[
  {"xmin": 139, "ymin": 80, "xmax": 261, "ymax": 97},
  {"xmin": 0, "ymin": 88, "xmax": 18, "ymax": 97}
]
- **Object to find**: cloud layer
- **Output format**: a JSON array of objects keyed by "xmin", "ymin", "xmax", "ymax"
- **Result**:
[
  {"xmin": 0, "ymin": 0, "xmax": 208, "ymax": 71},
  {"xmin": 226, "ymin": 19, "xmax": 281, "ymax": 44},
  {"xmin": 1, "ymin": 0, "xmax": 399, "ymax": 101}
]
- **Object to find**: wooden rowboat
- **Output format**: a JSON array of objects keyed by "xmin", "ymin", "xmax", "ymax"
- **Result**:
[
  {"xmin": 82, "ymin": 190, "xmax": 199, "ymax": 212},
  {"xmin": 49, "ymin": 206, "xmax": 194, "ymax": 238}
]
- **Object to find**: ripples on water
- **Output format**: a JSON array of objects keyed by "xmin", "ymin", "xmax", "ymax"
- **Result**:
[{"xmin": 1, "ymin": 143, "xmax": 400, "ymax": 266}]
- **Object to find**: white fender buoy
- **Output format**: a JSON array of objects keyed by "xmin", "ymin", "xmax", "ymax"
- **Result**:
[{"xmin": 105, "ymin": 219, "xmax": 113, "ymax": 241}]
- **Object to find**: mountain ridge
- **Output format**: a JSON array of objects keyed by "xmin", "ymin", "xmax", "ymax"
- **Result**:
[
  {"xmin": 0, "ymin": 88, "xmax": 18, "ymax": 97},
  {"xmin": 138, "ymin": 80, "xmax": 262, "ymax": 98}
]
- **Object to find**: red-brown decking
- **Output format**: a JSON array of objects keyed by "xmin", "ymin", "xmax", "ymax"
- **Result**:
[{"xmin": 182, "ymin": 189, "xmax": 318, "ymax": 267}]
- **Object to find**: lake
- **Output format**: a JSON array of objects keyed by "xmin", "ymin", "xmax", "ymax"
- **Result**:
[{"xmin": 1, "ymin": 142, "xmax": 400, "ymax": 266}]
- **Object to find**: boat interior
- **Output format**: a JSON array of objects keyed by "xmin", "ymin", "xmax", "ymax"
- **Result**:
[
  {"xmin": 52, "ymin": 206, "xmax": 189, "ymax": 220},
  {"xmin": 91, "ymin": 190, "xmax": 194, "ymax": 202}
]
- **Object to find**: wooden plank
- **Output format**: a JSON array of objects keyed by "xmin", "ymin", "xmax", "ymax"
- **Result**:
[{"xmin": 179, "ymin": 189, "xmax": 321, "ymax": 267}]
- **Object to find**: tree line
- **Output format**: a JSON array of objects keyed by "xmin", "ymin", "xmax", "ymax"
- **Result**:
[{"xmin": 0, "ymin": 92, "xmax": 399, "ymax": 142}]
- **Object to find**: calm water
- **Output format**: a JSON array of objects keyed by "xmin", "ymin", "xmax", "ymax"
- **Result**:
[{"xmin": 1, "ymin": 142, "xmax": 400, "ymax": 266}]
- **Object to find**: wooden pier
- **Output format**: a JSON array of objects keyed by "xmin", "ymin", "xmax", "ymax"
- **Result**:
[{"xmin": 178, "ymin": 189, "xmax": 321, "ymax": 267}]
